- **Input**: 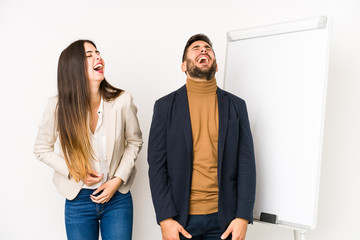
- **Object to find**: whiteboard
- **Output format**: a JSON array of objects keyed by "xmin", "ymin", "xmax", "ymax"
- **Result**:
[{"xmin": 223, "ymin": 16, "xmax": 331, "ymax": 230}]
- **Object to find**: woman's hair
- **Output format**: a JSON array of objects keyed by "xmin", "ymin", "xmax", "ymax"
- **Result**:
[{"xmin": 57, "ymin": 39, "xmax": 123, "ymax": 182}]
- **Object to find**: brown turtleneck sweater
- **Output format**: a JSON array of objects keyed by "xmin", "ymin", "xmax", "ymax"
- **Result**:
[{"xmin": 186, "ymin": 77, "xmax": 219, "ymax": 215}]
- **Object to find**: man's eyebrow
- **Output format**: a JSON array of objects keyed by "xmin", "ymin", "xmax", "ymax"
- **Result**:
[{"xmin": 192, "ymin": 44, "xmax": 211, "ymax": 49}]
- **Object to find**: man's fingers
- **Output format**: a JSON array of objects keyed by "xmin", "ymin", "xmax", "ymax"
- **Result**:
[
  {"xmin": 160, "ymin": 219, "xmax": 191, "ymax": 240},
  {"xmin": 179, "ymin": 226, "xmax": 192, "ymax": 239},
  {"xmin": 221, "ymin": 226, "xmax": 232, "ymax": 240}
]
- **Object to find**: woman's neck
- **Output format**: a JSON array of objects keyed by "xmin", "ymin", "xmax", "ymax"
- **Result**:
[{"xmin": 89, "ymin": 83, "xmax": 101, "ymax": 110}]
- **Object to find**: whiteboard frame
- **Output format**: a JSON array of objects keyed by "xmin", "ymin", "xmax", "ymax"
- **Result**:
[
  {"xmin": 223, "ymin": 16, "xmax": 332, "ymax": 231},
  {"xmin": 227, "ymin": 16, "xmax": 328, "ymax": 42}
]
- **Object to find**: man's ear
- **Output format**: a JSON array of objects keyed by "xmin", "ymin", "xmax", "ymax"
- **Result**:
[
  {"xmin": 181, "ymin": 61, "xmax": 187, "ymax": 73},
  {"xmin": 216, "ymin": 63, "xmax": 218, "ymax": 72}
]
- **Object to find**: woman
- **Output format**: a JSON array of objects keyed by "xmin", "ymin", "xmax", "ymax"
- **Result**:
[{"xmin": 34, "ymin": 40, "xmax": 143, "ymax": 240}]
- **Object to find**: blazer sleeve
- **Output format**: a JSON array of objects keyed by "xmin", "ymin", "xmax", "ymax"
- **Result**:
[
  {"xmin": 148, "ymin": 100, "xmax": 178, "ymax": 224},
  {"xmin": 33, "ymin": 97, "xmax": 70, "ymax": 177},
  {"xmin": 114, "ymin": 94, "xmax": 143, "ymax": 184},
  {"xmin": 236, "ymin": 100, "xmax": 256, "ymax": 223}
]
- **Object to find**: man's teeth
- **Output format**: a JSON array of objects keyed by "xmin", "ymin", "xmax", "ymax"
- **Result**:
[
  {"xmin": 94, "ymin": 64, "xmax": 103, "ymax": 70},
  {"xmin": 197, "ymin": 57, "xmax": 208, "ymax": 63}
]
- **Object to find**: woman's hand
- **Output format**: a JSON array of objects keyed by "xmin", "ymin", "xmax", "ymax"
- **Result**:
[
  {"xmin": 82, "ymin": 172, "xmax": 103, "ymax": 186},
  {"xmin": 90, "ymin": 177, "xmax": 123, "ymax": 204}
]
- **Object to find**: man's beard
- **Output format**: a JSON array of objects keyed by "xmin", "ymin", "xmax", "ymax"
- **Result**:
[{"xmin": 186, "ymin": 59, "xmax": 217, "ymax": 81}]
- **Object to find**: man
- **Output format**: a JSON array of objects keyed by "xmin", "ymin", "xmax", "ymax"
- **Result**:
[{"xmin": 148, "ymin": 34, "xmax": 256, "ymax": 240}]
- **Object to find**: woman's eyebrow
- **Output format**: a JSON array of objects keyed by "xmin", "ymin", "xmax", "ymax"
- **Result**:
[{"xmin": 85, "ymin": 50, "xmax": 100, "ymax": 55}]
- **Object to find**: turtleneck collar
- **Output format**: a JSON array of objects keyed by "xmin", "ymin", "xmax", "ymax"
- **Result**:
[{"xmin": 186, "ymin": 77, "xmax": 217, "ymax": 94}]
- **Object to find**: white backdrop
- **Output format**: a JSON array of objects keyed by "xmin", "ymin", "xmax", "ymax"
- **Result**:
[{"xmin": 0, "ymin": 0, "xmax": 359, "ymax": 239}]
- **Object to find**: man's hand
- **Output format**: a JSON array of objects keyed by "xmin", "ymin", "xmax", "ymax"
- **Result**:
[
  {"xmin": 90, "ymin": 177, "xmax": 123, "ymax": 204},
  {"xmin": 221, "ymin": 218, "xmax": 248, "ymax": 240},
  {"xmin": 82, "ymin": 172, "xmax": 103, "ymax": 186},
  {"xmin": 160, "ymin": 218, "xmax": 192, "ymax": 240}
]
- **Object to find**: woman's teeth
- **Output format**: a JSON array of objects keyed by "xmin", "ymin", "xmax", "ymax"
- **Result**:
[{"xmin": 94, "ymin": 64, "xmax": 103, "ymax": 70}]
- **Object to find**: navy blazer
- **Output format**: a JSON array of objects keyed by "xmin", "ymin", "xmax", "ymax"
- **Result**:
[{"xmin": 148, "ymin": 85, "xmax": 256, "ymax": 230}]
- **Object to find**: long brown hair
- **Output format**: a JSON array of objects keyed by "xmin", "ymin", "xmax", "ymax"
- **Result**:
[{"xmin": 57, "ymin": 40, "xmax": 123, "ymax": 182}]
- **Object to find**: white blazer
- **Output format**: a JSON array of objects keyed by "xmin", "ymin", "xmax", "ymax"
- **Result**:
[{"xmin": 34, "ymin": 92, "xmax": 143, "ymax": 200}]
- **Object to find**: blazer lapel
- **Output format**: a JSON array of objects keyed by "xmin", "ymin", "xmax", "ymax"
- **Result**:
[
  {"xmin": 104, "ymin": 100, "xmax": 116, "ymax": 167},
  {"xmin": 177, "ymin": 85, "xmax": 193, "ymax": 159},
  {"xmin": 217, "ymin": 88, "xmax": 228, "ymax": 185}
]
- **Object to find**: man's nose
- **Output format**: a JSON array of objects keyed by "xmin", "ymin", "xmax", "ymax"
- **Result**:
[{"xmin": 201, "ymin": 47, "xmax": 207, "ymax": 53}]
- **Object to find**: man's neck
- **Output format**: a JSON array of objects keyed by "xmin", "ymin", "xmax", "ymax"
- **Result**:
[
  {"xmin": 189, "ymin": 77, "xmax": 208, "ymax": 82},
  {"xmin": 187, "ymin": 73, "xmax": 210, "ymax": 82}
]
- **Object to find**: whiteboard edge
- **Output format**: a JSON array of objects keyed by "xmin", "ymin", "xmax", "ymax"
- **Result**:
[
  {"xmin": 254, "ymin": 219, "xmax": 312, "ymax": 231},
  {"xmin": 223, "ymin": 36, "xmax": 230, "ymax": 90},
  {"xmin": 227, "ymin": 16, "xmax": 328, "ymax": 42},
  {"xmin": 310, "ymin": 15, "xmax": 333, "ymax": 231}
]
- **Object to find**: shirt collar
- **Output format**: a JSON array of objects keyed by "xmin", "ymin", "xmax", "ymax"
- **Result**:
[{"xmin": 97, "ymin": 97, "xmax": 104, "ymax": 118}]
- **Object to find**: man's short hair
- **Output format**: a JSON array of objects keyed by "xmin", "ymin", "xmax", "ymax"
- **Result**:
[{"xmin": 182, "ymin": 34, "xmax": 213, "ymax": 62}]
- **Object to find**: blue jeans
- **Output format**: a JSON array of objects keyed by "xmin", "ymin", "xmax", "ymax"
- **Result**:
[
  {"xmin": 180, "ymin": 212, "xmax": 230, "ymax": 240},
  {"xmin": 65, "ymin": 189, "xmax": 133, "ymax": 240}
]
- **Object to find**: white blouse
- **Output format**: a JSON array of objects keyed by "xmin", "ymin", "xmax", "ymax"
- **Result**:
[{"xmin": 84, "ymin": 97, "xmax": 109, "ymax": 189}]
